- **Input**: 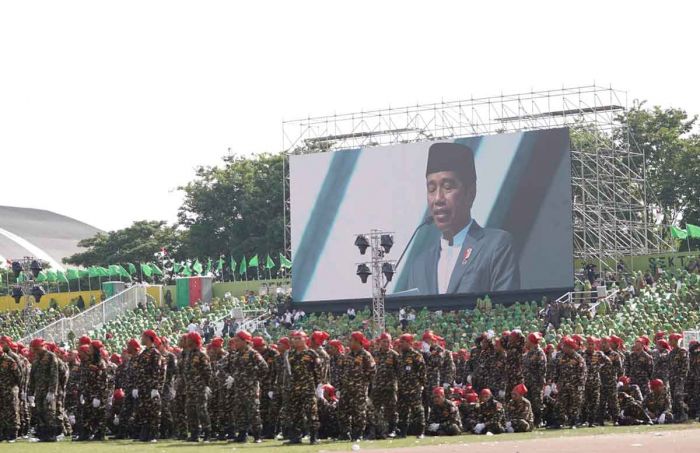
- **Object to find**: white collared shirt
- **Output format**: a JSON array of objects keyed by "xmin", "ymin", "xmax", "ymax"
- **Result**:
[{"xmin": 437, "ymin": 220, "xmax": 473, "ymax": 294}]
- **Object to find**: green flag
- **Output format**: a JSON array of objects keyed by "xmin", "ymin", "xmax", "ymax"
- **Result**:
[
  {"xmin": 87, "ymin": 267, "xmax": 100, "ymax": 278},
  {"xmin": 127, "ymin": 263, "xmax": 137, "ymax": 275},
  {"xmin": 47, "ymin": 270, "xmax": 57, "ymax": 282},
  {"xmin": 16, "ymin": 273, "xmax": 26, "ymax": 283},
  {"xmin": 36, "ymin": 271, "xmax": 48, "ymax": 283},
  {"xmin": 149, "ymin": 263, "xmax": 163, "ymax": 276},
  {"xmin": 248, "ymin": 255, "xmax": 259, "ymax": 267},
  {"xmin": 66, "ymin": 269, "xmax": 81, "ymax": 280},
  {"xmin": 56, "ymin": 270, "xmax": 69, "ymax": 283},
  {"xmin": 230, "ymin": 256, "xmax": 236, "ymax": 272},
  {"xmin": 79, "ymin": 269, "xmax": 90, "ymax": 278},
  {"xmin": 205, "ymin": 258, "xmax": 213, "ymax": 274},
  {"xmin": 192, "ymin": 260, "xmax": 203, "ymax": 275},
  {"xmin": 108, "ymin": 265, "xmax": 121, "ymax": 277},
  {"xmin": 671, "ymin": 226, "xmax": 688, "ymax": 240},
  {"xmin": 216, "ymin": 257, "xmax": 225, "ymax": 272},
  {"xmin": 279, "ymin": 253, "xmax": 292, "ymax": 269},
  {"xmin": 239, "ymin": 256, "xmax": 247, "ymax": 275},
  {"xmin": 117, "ymin": 265, "xmax": 132, "ymax": 279},
  {"xmin": 140, "ymin": 262, "xmax": 153, "ymax": 277},
  {"xmin": 181, "ymin": 262, "xmax": 192, "ymax": 277},
  {"xmin": 98, "ymin": 267, "xmax": 110, "ymax": 277},
  {"xmin": 687, "ymin": 223, "xmax": 700, "ymax": 239},
  {"xmin": 265, "ymin": 254, "xmax": 275, "ymax": 270}
]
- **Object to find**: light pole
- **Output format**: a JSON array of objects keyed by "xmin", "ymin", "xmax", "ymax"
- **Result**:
[
  {"xmin": 9, "ymin": 256, "xmax": 45, "ymax": 338},
  {"xmin": 354, "ymin": 230, "xmax": 394, "ymax": 335}
]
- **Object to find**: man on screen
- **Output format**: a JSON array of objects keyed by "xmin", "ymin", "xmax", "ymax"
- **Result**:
[{"xmin": 405, "ymin": 142, "xmax": 520, "ymax": 295}]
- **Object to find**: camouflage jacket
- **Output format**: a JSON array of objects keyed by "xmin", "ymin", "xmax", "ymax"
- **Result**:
[
  {"xmin": 79, "ymin": 356, "xmax": 109, "ymax": 401},
  {"xmin": 339, "ymin": 347, "xmax": 376, "ymax": 395},
  {"xmin": 288, "ymin": 348, "xmax": 321, "ymax": 395},
  {"xmin": 628, "ymin": 350, "xmax": 653, "ymax": 385},
  {"xmin": 29, "ymin": 350, "xmax": 59, "ymax": 396},
  {"xmin": 428, "ymin": 399, "xmax": 462, "ymax": 429},
  {"xmin": 555, "ymin": 351, "xmax": 586, "ymax": 390},
  {"xmin": 668, "ymin": 347, "xmax": 688, "ymax": 383},
  {"xmin": 371, "ymin": 348, "xmax": 399, "ymax": 392},
  {"xmin": 601, "ymin": 350, "xmax": 624, "ymax": 386},
  {"xmin": 397, "ymin": 348, "xmax": 426, "ymax": 395},
  {"xmin": 226, "ymin": 346, "xmax": 268, "ymax": 397},
  {"xmin": 440, "ymin": 349, "xmax": 456, "ymax": 386},
  {"xmin": 132, "ymin": 346, "xmax": 165, "ymax": 393},
  {"xmin": 184, "ymin": 349, "xmax": 211, "ymax": 391},
  {"xmin": 506, "ymin": 397, "xmax": 534, "ymax": 425},
  {"xmin": 523, "ymin": 347, "xmax": 547, "ymax": 387},
  {"xmin": 0, "ymin": 352, "xmax": 21, "ymax": 389},
  {"xmin": 424, "ymin": 344, "xmax": 445, "ymax": 389},
  {"xmin": 643, "ymin": 391, "xmax": 671, "ymax": 417},
  {"xmin": 583, "ymin": 350, "xmax": 609, "ymax": 386}
]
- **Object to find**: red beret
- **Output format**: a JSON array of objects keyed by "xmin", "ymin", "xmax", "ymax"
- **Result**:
[
  {"xmin": 465, "ymin": 393, "xmax": 479, "ymax": 404},
  {"xmin": 513, "ymin": 383, "xmax": 528, "ymax": 396},
  {"xmin": 432, "ymin": 386, "xmax": 445, "ymax": 397},
  {"xmin": 654, "ymin": 331, "xmax": 665, "ymax": 341},
  {"xmin": 657, "ymin": 339, "xmax": 670, "ymax": 351},
  {"xmin": 571, "ymin": 334, "xmax": 584, "ymax": 345},
  {"xmin": 510, "ymin": 330, "xmax": 523, "ymax": 339},
  {"xmin": 113, "ymin": 388, "xmax": 126, "ymax": 401},
  {"xmin": 322, "ymin": 384, "xmax": 338, "ymax": 402},
  {"xmin": 252, "ymin": 336, "xmax": 265, "ymax": 348},
  {"xmin": 329, "ymin": 339, "xmax": 345, "ymax": 354},
  {"xmin": 78, "ymin": 345, "xmax": 91, "ymax": 355},
  {"xmin": 79, "ymin": 335, "xmax": 92, "ymax": 346},
  {"xmin": 143, "ymin": 329, "xmax": 161, "ymax": 346},
  {"xmin": 236, "ymin": 330, "xmax": 253, "ymax": 342},
  {"xmin": 378, "ymin": 332, "xmax": 392, "ymax": 342},
  {"xmin": 649, "ymin": 378, "xmax": 664, "ymax": 391},
  {"xmin": 45, "ymin": 342, "xmax": 58, "ymax": 353},
  {"xmin": 351, "ymin": 331, "xmax": 370, "ymax": 348},
  {"xmin": 91, "ymin": 340, "xmax": 104, "ymax": 350},
  {"xmin": 618, "ymin": 375, "xmax": 631, "ymax": 385},
  {"xmin": 422, "ymin": 330, "xmax": 436, "ymax": 342},
  {"xmin": 30, "ymin": 338, "xmax": 45, "ymax": 349},
  {"xmin": 210, "ymin": 337, "xmax": 224, "ymax": 349},
  {"xmin": 127, "ymin": 338, "xmax": 141, "ymax": 352},
  {"xmin": 188, "ymin": 332, "xmax": 202, "ymax": 348},
  {"xmin": 399, "ymin": 333, "xmax": 414, "ymax": 343},
  {"xmin": 669, "ymin": 333, "xmax": 682, "ymax": 341},
  {"xmin": 278, "ymin": 337, "xmax": 290, "ymax": 348},
  {"xmin": 639, "ymin": 336, "xmax": 650, "ymax": 347},
  {"xmin": 544, "ymin": 344, "xmax": 554, "ymax": 353},
  {"xmin": 110, "ymin": 353, "xmax": 122, "ymax": 365},
  {"xmin": 290, "ymin": 330, "xmax": 307, "ymax": 339},
  {"xmin": 311, "ymin": 331, "xmax": 330, "ymax": 345},
  {"xmin": 527, "ymin": 332, "xmax": 542, "ymax": 344},
  {"xmin": 0, "ymin": 336, "xmax": 13, "ymax": 344}
]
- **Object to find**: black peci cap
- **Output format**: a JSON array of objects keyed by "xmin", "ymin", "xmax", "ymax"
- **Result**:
[{"xmin": 425, "ymin": 142, "xmax": 476, "ymax": 185}]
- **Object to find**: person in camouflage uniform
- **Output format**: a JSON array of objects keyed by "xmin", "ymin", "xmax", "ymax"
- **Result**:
[
  {"xmin": 396, "ymin": 333, "xmax": 426, "ymax": 438},
  {"xmin": 370, "ymin": 332, "xmax": 398, "ymax": 438},
  {"xmin": 651, "ymin": 338, "xmax": 670, "ymax": 381},
  {"xmin": 77, "ymin": 340, "xmax": 110, "ymax": 441},
  {"xmin": 459, "ymin": 392, "xmax": 480, "ymax": 432},
  {"xmin": 173, "ymin": 335, "xmax": 189, "ymax": 440},
  {"xmin": 421, "ymin": 331, "xmax": 445, "ymax": 419},
  {"xmin": 668, "ymin": 333, "xmax": 688, "ymax": 422},
  {"xmin": 617, "ymin": 392, "xmax": 653, "ymax": 425},
  {"xmin": 554, "ymin": 337, "xmax": 586, "ymax": 428},
  {"xmin": 644, "ymin": 379, "xmax": 673, "ymax": 424},
  {"xmin": 226, "ymin": 330, "xmax": 268, "ymax": 443},
  {"xmin": 598, "ymin": 337, "xmax": 623, "ymax": 425},
  {"xmin": 474, "ymin": 388, "xmax": 505, "ymax": 434},
  {"xmin": 687, "ymin": 341, "xmax": 700, "ymax": 419},
  {"xmin": 184, "ymin": 332, "xmax": 212, "ymax": 442},
  {"xmin": 628, "ymin": 338, "xmax": 654, "ymax": 396},
  {"xmin": 468, "ymin": 335, "xmax": 483, "ymax": 387},
  {"xmin": 455, "ymin": 349, "xmax": 470, "ymax": 385},
  {"xmin": 1, "ymin": 337, "xmax": 29, "ymax": 438},
  {"xmin": 328, "ymin": 339, "xmax": 345, "ymax": 389},
  {"xmin": 117, "ymin": 339, "xmax": 141, "ymax": 439},
  {"xmin": 426, "ymin": 386, "xmax": 461, "ymax": 435},
  {"xmin": 132, "ymin": 330, "xmax": 165, "ymax": 442},
  {"xmin": 610, "ymin": 335, "xmax": 628, "ymax": 374},
  {"xmin": 284, "ymin": 331, "xmax": 321, "ymax": 445},
  {"xmin": 28, "ymin": 338, "xmax": 59, "ymax": 442},
  {"xmin": 440, "ymin": 344, "xmax": 456, "ymax": 388},
  {"xmin": 523, "ymin": 332, "xmax": 546, "ymax": 427},
  {"xmin": 506, "ymin": 383, "xmax": 534, "ymax": 432},
  {"xmin": 317, "ymin": 384, "xmax": 339, "ymax": 439},
  {"xmin": 618, "ymin": 375, "xmax": 644, "ymax": 402},
  {"xmin": 273, "ymin": 337, "xmax": 291, "ymax": 439},
  {"xmin": 338, "ymin": 331, "xmax": 376, "ymax": 441},
  {"xmin": 65, "ymin": 350, "xmax": 81, "ymax": 434},
  {"xmin": 206, "ymin": 337, "xmax": 227, "ymax": 439},
  {"xmin": 158, "ymin": 337, "xmax": 177, "ymax": 439},
  {"xmin": 253, "ymin": 336, "xmax": 279, "ymax": 439},
  {"xmin": 544, "ymin": 344, "xmax": 556, "ymax": 383},
  {"xmin": 0, "ymin": 347, "xmax": 21, "ymax": 441},
  {"xmin": 52, "ymin": 345, "xmax": 72, "ymax": 437},
  {"xmin": 506, "ymin": 331, "xmax": 525, "ymax": 399},
  {"xmin": 581, "ymin": 336, "xmax": 609, "ymax": 426},
  {"xmin": 310, "ymin": 331, "xmax": 331, "ymax": 384}
]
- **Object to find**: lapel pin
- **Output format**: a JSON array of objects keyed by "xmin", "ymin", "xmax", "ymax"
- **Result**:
[{"xmin": 462, "ymin": 248, "xmax": 472, "ymax": 265}]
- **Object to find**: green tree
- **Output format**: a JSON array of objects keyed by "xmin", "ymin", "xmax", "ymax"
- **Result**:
[
  {"xmin": 63, "ymin": 220, "xmax": 185, "ymax": 266},
  {"xmin": 621, "ymin": 104, "xmax": 700, "ymax": 234},
  {"xmin": 177, "ymin": 152, "xmax": 284, "ymax": 259}
]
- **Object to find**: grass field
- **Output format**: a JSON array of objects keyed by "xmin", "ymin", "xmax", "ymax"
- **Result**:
[{"xmin": 7, "ymin": 423, "xmax": 699, "ymax": 453}]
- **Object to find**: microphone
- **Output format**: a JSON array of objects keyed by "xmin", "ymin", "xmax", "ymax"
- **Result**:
[{"xmin": 383, "ymin": 215, "xmax": 433, "ymax": 289}]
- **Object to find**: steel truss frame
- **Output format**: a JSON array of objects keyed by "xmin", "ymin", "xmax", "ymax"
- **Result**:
[{"xmin": 282, "ymin": 85, "xmax": 671, "ymax": 276}]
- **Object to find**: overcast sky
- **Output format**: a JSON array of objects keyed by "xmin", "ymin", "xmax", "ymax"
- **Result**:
[{"xmin": 1, "ymin": 0, "xmax": 697, "ymax": 232}]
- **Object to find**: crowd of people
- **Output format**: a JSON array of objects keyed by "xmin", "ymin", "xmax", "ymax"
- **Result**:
[{"xmin": 0, "ymin": 269, "xmax": 697, "ymax": 444}]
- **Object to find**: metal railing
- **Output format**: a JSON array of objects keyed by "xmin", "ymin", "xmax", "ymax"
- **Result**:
[{"xmin": 21, "ymin": 285, "xmax": 148, "ymax": 344}]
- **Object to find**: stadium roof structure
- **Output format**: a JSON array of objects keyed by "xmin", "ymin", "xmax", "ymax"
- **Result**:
[{"xmin": 0, "ymin": 206, "xmax": 102, "ymax": 271}]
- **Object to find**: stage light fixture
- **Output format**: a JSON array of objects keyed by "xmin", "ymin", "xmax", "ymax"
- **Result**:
[
  {"xmin": 382, "ymin": 262, "xmax": 394, "ymax": 282},
  {"xmin": 380, "ymin": 234, "xmax": 394, "ymax": 253},
  {"xmin": 356, "ymin": 264, "xmax": 371, "ymax": 283},
  {"xmin": 11, "ymin": 286, "xmax": 23, "ymax": 304},
  {"xmin": 31, "ymin": 285, "xmax": 46, "ymax": 303},
  {"xmin": 30, "ymin": 260, "xmax": 42, "ymax": 278},
  {"xmin": 354, "ymin": 235, "xmax": 370, "ymax": 255},
  {"xmin": 11, "ymin": 261, "xmax": 23, "ymax": 278}
]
